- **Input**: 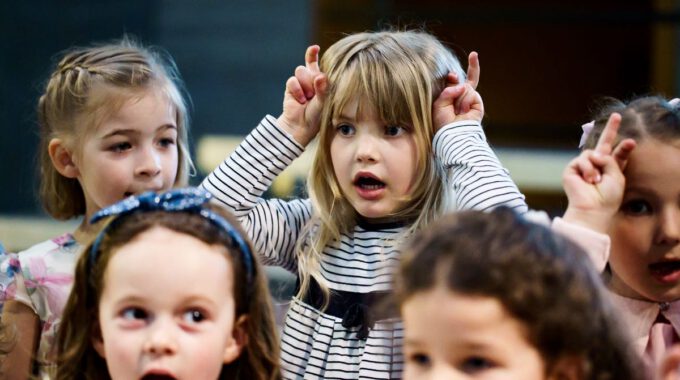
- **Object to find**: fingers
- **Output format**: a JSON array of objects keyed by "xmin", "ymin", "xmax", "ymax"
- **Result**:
[
  {"xmin": 465, "ymin": 52, "xmax": 480, "ymax": 89},
  {"xmin": 286, "ymin": 76, "xmax": 307, "ymax": 104},
  {"xmin": 570, "ymin": 151, "xmax": 602, "ymax": 184},
  {"xmin": 455, "ymin": 84, "xmax": 477, "ymax": 114},
  {"xmin": 433, "ymin": 84, "xmax": 465, "ymax": 111},
  {"xmin": 295, "ymin": 65, "xmax": 315, "ymax": 99},
  {"xmin": 305, "ymin": 45, "xmax": 321, "ymax": 74},
  {"xmin": 313, "ymin": 74, "xmax": 328, "ymax": 101},
  {"xmin": 296, "ymin": 45, "xmax": 323, "ymax": 100},
  {"xmin": 594, "ymin": 112, "xmax": 621, "ymax": 155},
  {"xmin": 446, "ymin": 72, "xmax": 461, "ymax": 86},
  {"xmin": 611, "ymin": 138, "xmax": 636, "ymax": 170}
]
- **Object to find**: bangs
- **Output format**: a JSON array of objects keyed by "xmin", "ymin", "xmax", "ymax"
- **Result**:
[{"xmin": 330, "ymin": 55, "xmax": 415, "ymax": 128}]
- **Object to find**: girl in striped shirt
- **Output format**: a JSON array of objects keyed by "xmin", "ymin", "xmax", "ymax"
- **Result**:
[{"xmin": 202, "ymin": 29, "xmax": 527, "ymax": 379}]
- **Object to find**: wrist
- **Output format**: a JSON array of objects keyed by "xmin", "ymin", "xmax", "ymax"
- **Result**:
[
  {"xmin": 276, "ymin": 114, "xmax": 311, "ymax": 146},
  {"xmin": 562, "ymin": 207, "xmax": 614, "ymax": 234}
]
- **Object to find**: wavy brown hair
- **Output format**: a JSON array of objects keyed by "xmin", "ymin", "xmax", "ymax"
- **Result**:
[
  {"xmin": 38, "ymin": 37, "xmax": 193, "ymax": 219},
  {"xmin": 396, "ymin": 207, "xmax": 642, "ymax": 380},
  {"xmin": 582, "ymin": 95, "xmax": 680, "ymax": 150},
  {"xmin": 56, "ymin": 204, "xmax": 280, "ymax": 380}
]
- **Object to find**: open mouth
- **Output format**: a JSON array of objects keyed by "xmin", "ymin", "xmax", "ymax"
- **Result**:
[
  {"xmin": 124, "ymin": 192, "xmax": 133, "ymax": 197},
  {"xmin": 649, "ymin": 260, "xmax": 680, "ymax": 282},
  {"xmin": 353, "ymin": 175, "xmax": 385, "ymax": 190},
  {"xmin": 141, "ymin": 374, "xmax": 177, "ymax": 380}
]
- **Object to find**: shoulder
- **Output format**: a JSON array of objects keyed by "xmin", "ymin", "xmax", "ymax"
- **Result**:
[{"xmin": 16, "ymin": 233, "xmax": 80, "ymax": 267}]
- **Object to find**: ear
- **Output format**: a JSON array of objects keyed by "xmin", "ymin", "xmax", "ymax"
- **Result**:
[
  {"xmin": 91, "ymin": 321, "xmax": 106, "ymax": 359},
  {"xmin": 48, "ymin": 138, "xmax": 79, "ymax": 178},
  {"xmin": 223, "ymin": 315, "xmax": 248, "ymax": 364},
  {"xmin": 547, "ymin": 355, "xmax": 584, "ymax": 380}
]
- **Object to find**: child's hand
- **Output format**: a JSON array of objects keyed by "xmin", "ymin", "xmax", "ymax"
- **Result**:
[
  {"xmin": 432, "ymin": 52, "xmax": 484, "ymax": 132},
  {"xmin": 562, "ymin": 113, "xmax": 636, "ymax": 233},
  {"xmin": 657, "ymin": 344, "xmax": 680, "ymax": 380},
  {"xmin": 278, "ymin": 45, "xmax": 328, "ymax": 146}
]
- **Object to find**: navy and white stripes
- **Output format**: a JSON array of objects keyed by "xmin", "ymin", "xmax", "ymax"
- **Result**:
[{"xmin": 202, "ymin": 116, "xmax": 527, "ymax": 379}]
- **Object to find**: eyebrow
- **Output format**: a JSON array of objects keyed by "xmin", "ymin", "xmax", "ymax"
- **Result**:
[{"xmin": 101, "ymin": 124, "xmax": 177, "ymax": 139}]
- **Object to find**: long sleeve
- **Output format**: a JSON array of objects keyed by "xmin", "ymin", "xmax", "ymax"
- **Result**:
[
  {"xmin": 551, "ymin": 217, "xmax": 610, "ymax": 272},
  {"xmin": 201, "ymin": 115, "xmax": 312, "ymax": 271},
  {"xmin": 434, "ymin": 120, "xmax": 528, "ymax": 213}
]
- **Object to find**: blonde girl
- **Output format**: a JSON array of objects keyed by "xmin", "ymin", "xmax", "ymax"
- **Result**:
[
  {"xmin": 562, "ymin": 96, "xmax": 680, "ymax": 377},
  {"xmin": 56, "ymin": 188, "xmax": 280, "ymax": 380},
  {"xmin": 202, "ymin": 29, "xmax": 526, "ymax": 378},
  {"xmin": 0, "ymin": 38, "xmax": 192, "ymax": 378}
]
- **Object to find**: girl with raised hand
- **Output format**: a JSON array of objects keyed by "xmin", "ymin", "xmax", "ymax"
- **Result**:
[
  {"xmin": 562, "ymin": 96, "xmax": 680, "ymax": 377},
  {"xmin": 0, "ymin": 38, "xmax": 192, "ymax": 378},
  {"xmin": 56, "ymin": 188, "xmax": 280, "ymax": 380},
  {"xmin": 202, "ymin": 29, "xmax": 526, "ymax": 378}
]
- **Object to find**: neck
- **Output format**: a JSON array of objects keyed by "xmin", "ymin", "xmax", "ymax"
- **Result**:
[{"xmin": 73, "ymin": 217, "xmax": 105, "ymax": 245}]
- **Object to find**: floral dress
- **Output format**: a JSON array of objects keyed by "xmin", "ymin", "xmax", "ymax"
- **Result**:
[{"xmin": 0, "ymin": 233, "xmax": 81, "ymax": 379}]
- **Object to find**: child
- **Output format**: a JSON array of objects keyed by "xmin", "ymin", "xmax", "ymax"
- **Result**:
[
  {"xmin": 396, "ymin": 207, "xmax": 641, "ymax": 380},
  {"xmin": 202, "ymin": 30, "xmax": 527, "ymax": 378},
  {"xmin": 561, "ymin": 96, "xmax": 680, "ymax": 376},
  {"xmin": 56, "ymin": 188, "xmax": 280, "ymax": 380},
  {"xmin": 0, "ymin": 38, "xmax": 193, "ymax": 378}
]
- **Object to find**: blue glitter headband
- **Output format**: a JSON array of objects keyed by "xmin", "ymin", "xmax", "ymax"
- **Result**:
[{"xmin": 89, "ymin": 187, "xmax": 254, "ymax": 284}]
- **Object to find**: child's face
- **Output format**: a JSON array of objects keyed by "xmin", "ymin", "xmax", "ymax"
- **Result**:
[
  {"xmin": 608, "ymin": 139, "xmax": 680, "ymax": 302},
  {"xmin": 402, "ymin": 287, "xmax": 546, "ymax": 380},
  {"xmin": 74, "ymin": 90, "xmax": 179, "ymax": 219},
  {"xmin": 330, "ymin": 97, "xmax": 417, "ymax": 219},
  {"xmin": 94, "ymin": 226, "xmax": 244, "ymax": 380}
]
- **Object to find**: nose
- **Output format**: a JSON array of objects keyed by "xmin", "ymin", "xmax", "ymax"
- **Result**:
[
  {"xmin": 135, "ymin": 146, "xmax": 162, "ymax": 178},
  {"xmin": 655, "ymin": 207, "xmax": 680, "ymax": 246},
  {"xmin": 355, "ymin": 134, "xmax": 379, "ymax": 163},
  {"xmin": 143, "ymin": 317, "xmax": 178, "ymax": 356}
]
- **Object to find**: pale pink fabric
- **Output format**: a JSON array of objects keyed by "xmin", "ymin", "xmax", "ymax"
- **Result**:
[
  {"xmin": 551, "ymin": 216, "xmax": 611, "ymax": 271},
  {"xmin": 646, "ymin": 319, "xmax": 678, "ymax": 368}
]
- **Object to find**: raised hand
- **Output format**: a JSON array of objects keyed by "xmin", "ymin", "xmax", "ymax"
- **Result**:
[
  {"xmin": 432, "ymin": 52, "xmax": 484, "ymax": 131},
  {"xmin": 562, "ymin": 113, "xmax": 636, "ymax": 233},
  {"xmin": 278, "ymin": 45, "xmax": 328, "ymax": 146}
]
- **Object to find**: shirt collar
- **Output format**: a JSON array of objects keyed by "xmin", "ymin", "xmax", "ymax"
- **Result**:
[{"xmin": 608, "ymin": 292, "xmax": 680, "ymax": 354}]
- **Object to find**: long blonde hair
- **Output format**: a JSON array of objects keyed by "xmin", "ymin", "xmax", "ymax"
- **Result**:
[
  {"xmin": 38, "ymin": 37, "xmax": 193, "ymax": 219},
  {"xmin": 298, "ymin": 29, "xmax": 465, "ymax": 302}
]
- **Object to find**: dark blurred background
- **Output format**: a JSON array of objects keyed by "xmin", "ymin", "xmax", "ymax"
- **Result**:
[{"xmin": 1, "ymin": 0, "xmax": 678, "ymax": 249}]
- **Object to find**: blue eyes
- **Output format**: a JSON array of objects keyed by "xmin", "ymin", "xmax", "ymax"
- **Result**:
[
  {"xmin": 337, "ymin": 124, "xmax": 355, "ymax": 136},
  {"xmin": 334, "ymin": 124, "xmax": 408, "ymax": 136}
]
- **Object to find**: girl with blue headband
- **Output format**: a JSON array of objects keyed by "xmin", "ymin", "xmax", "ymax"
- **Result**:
[{"xmin": 56, "ymin": 188, "xmax": 281, "ymax": 380}]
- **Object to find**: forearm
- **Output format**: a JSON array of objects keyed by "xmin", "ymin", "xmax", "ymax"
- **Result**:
[
  {"xmin": 201, "ymin": 115, "xmax": 305, "ymax": 215},
  {"xmin": 435, "ymin": 120, "xmax": 527, "ymax": 213},
  {"xmin": 1, "ymin": 300, "xmax": 39, "ymax": 379}
]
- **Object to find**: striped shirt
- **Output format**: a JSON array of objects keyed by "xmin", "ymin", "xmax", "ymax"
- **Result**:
[{"xmin": 202, "ymin": 115, "xmax": 527, "ymax": 379}]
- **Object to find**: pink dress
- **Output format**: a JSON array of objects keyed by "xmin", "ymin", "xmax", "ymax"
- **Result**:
[{"xmin": 0, "ymin": 233, "xmax": 81, "ymax": 379}]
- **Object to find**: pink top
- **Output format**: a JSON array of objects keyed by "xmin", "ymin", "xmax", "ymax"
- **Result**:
[{"xmin": 0, "ymin": 233, "xmax": 81, "ymax": 379}]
